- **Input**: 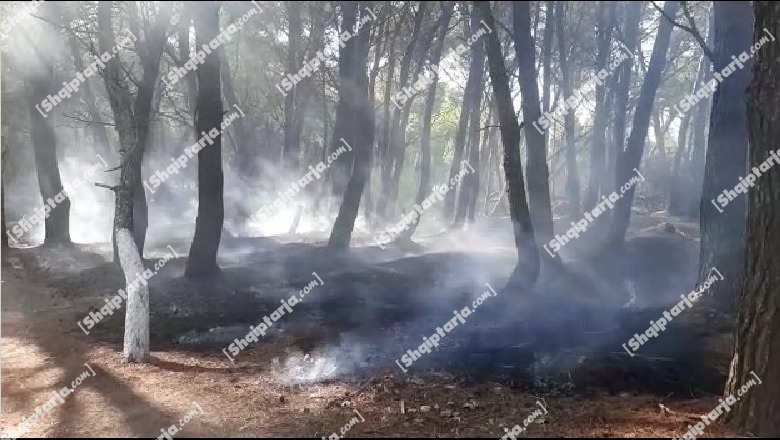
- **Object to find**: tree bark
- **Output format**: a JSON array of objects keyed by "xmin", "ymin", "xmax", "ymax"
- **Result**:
[
  {"xmin": 327, "ymin": 1, "xmax": 376, "ymax": 249},
  {"xmin": 585, "ymin": 1, "xmax": 616, "ymax": 208},
  {"xmin": 724, "ymin": 3, "xmax": 780, "ymax": 435},
  {"xmin": 608, "ymin": 0, "xmax": 678, "ymax": 247},
  {"xmin": 445, "ymin": 4, "xmax": 482, "ymax": 221},
  {"xmin": 513, "ymin": 1, "xmax": 557, "ymax": 269},
  {"xmin": 97, "ymin": 1, "xmax": 172, "ymax": 362},
  {"xmin": 698, "ymin": 1, "xmax": 752, "ymax": 308},
  {"xmin": 476, "ymin": 1, "xmax": 539, "ymax": 289},
  {"xmin": 28, "ymin": 74, "xmax": 71, "ymax": 245},
  {"xmin": 454, "ymin": 6, "xmax": 486, "ymax": 228},
  {"xmin": 555, "ymin": 1, "xmax": 580, "ymax": 223},
  {"xmin": 186, "ymin": 0, "xmax": 224, "ymax": 277},
  {"xmin": 609, "ymin": 1, "xmax": 644, "ymax": 205}
]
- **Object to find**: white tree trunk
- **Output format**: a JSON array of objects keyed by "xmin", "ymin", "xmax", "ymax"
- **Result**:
[{"xmin": 116, "ymin": 228, "xmax": 149, "ymax": 362}]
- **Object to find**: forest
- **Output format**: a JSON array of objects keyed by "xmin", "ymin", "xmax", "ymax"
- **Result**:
[{"xmin": 1, "ymin": 0, "xmax": 778, "ymax": 438}]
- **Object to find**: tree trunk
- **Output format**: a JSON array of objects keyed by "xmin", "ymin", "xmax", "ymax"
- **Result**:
[
  {"xmin": 1, "ymin": 140, "xmax": 8, "ymax": 248},
  {"xmin": 178, "ymin": 8, "xmax": 197, "ymax": 115},
  {"xmin": 63, "ymin": 15, "xmax": 113, "ymax": 157},
  {"xmin": 463, "ymin": 85, "xmax": 483, "ymax": 225},
  {"xmin": 282, "ymin": 1, "xmax": 303, "ymax": 173},
  {"xmin": 327, "ymin": 1, "xmax": 375, "ymax": 249},
  {"xmin": 555, "ymin": 1, "xmax": 580, "ymax": 223},
  {"xmin": 28, "ymin": 74, "xmax": 72, "ymax": 245},
  {"xmin": 186, "ymin": 1, "xmax": 224, "ymax": 277},
  {"xmin": 698, "ymin": 1, "xmax": 752, "ymax": 308},
  {"xmin": 378, "ymin": 13, "xmax": 399, "ymax": 219},
  {"xmin": 541, "ymin": 1, "xmax": 554, "ymax": 115},
  {"xmin": 608, "ymin": 0, "xmax": 678, "ymax": 247},
  {"xmin": 386, "ymin": 4, "xmax": 438, "ymax": 220},
  {"xmin": 724, "ymin": 3, "xmax": 780, "ymax": 435},
  {"xmin": 513, "ymin": 1, "xmax": 557, "ymax": 269},
  {"xmin": 396, "ymin": 2, "xmax": 455, "ymax": 241},
  {"xmin": 476, "ymin": 1, "xmax": 539, "ymax": 289},
  {"xmin": 381, "ymin": 3, "xmax": 425, "ymax": 221},
  {"xmin": 97, "ymin": 1, "xmax": 171, "ymax": 362},
  {"xmin": 454, "ymin": 6, "xmax": 486, "ymax": 228},
  {"xmin": 445, "ymin": 4, "xmax": 482, "ymax": 221},
  {"xmin": 585, "ymin": 1, "xmax": 616, "ymax": 208},
  {"xmin": 686, "ymin": 11, "xmax": 715, "ymax": 219},
  {"xmin": 668, "ymin": 113, "xmax": 690, "ymax": 214},
  {"xmin": 609, "ymin": 1, "xmax": 644, "ymax": 205}
]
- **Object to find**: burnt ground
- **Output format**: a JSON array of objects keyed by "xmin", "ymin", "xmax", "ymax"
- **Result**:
[{"xmin": 0, "ymin": 213, "xmax": 747, "ymax": 437}]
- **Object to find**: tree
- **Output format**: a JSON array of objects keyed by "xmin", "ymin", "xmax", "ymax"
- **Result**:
[
  {"xmin": 513, "ymin": 1, "xmax": 557, "ymax": 269},
  {"xmin": 327, "ymin": 1, "xmax": 376, "ymax": 249},
  {"xmin": 58, "ymin": 2, "xmax": 114, "ymax": 158},
  {"xmin": 395, "ymin": 2, "xmax": 454, "ymax": 241},
  {"xmin": 668, "ymin": 112, "xmax": 690, "ymax": 213},
  {"xmin": 685, "ymin": 10, "xmax": 714, "ymax": 218},
  {"xmin": 724, "ymin": 3, "xmax": 780, "ymax": 435},
  {"xmin": 386, "ymin": 4, "xmax": 439, "ymax": 220},
  {"xmin": 28, "ymin": 71, "xmax": 72, "ymax": 245},
  {"xmin": 475, "ymin": 1, "xmax": 539, "ymax": 289},
  {"xmin": 281, "ymin": 0, "xmax": 303, "ymax": 173},
  {"xmin": 186, "ymin": 1, "xmax": 224, "ymax": 278},
  {"xmin": 698, "ymin": 1, "xmax": 752, "ymax": 307},
  {"xmin": 608, "ymin": 1, "xmax": 644, "ymax": 209},
  {"xmin": 96, "ymin": 1, "xmax": 172, "ymax": 362},
  {"xmin": 23, "ymin": 2, "xmax": 71, "ymax": 246},
  {"xmin": 608, "ymin": 0, "xmax": 679, "ymax": 247},
  {"xmin": 555, "ymin": 1, "xmax": 581, "ymax": 223},
  {"xmin": 446, "ymin": 3, "xmax": 483, "ymax": 221},
  {"xmin": 585, "ymin": 1, "xmax": 616, "ymax": 208},
  {"xmin": 380, "ymin": 2, "xmax": 426, "ymax": 222},
  {"xmin": 1, "ymin": 138, "xmax": 8, "ymax": 249}
]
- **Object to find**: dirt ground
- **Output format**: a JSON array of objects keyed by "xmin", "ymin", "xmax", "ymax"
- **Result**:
[{"xmin": 0, "ymin": 219, "xmax": 750, "ymax": 438}]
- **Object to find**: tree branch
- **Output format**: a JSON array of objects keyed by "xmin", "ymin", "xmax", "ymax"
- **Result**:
[{"xmin": 650, "ymin": 0, "xmax": 713, "ymax": 62}]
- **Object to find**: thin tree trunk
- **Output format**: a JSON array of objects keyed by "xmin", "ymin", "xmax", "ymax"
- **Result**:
[
  {"xmin": 541, "ymin": 1, "xmax": 554, "ymax": 115},
  {"xmin": 555, "ymin": 1, "xmax": 580, "ymax": 223},
  {"xmin": 445, "ymin": 4, "xmax": 481, "ymax": 220},
  {"xmin": 378, "ymin": 13, "xmax": 399, "ymax": 219},
  {"xmin": 396, "ymin": 2, "xmax": 455, "ymax": 241},
  {"xmin": 1, "ymin": 138, "xmax": 8, "ymax": 248},
  {"xmin": 282, "ymin": 1, "xmax": 303, "ymax": 173},
  {"xmin": 63, "ymin": 8, "xmax": 113, "ymax": 158},
  {"xmin": 585, "ymin": 2, "xmax": 615, "ymax": 208},
  {"xmin": 608, "ymin": 0, "xmax": 678, "ymax": 247},
  {"xmin": 387, "ymin": 5, "xmax": 438, "ymax": 220},
  {"xmin": 686, "ymin": 11, "xmax": 715, "ymax": 219},
  {"xmin": 178, "ymin": 8, "xmax": 197, "ymax": 115},
  {"xmin": 476, "ymin": 1, "xmax": 539, "ymax": 289},
  {"xmin": 186, "ymin": 1, "xmax": 224, "ymax": 277},
  {"xmin": 381, "ymin": 3, "xmax": 425, "ymax": 220},
  {"xmin": 668, "ymin": 113, "xmax": 690, "ymax": 213},
  {"xmin": 609, "ymin": 1, "xmax": 644, "ymax": 202}
]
